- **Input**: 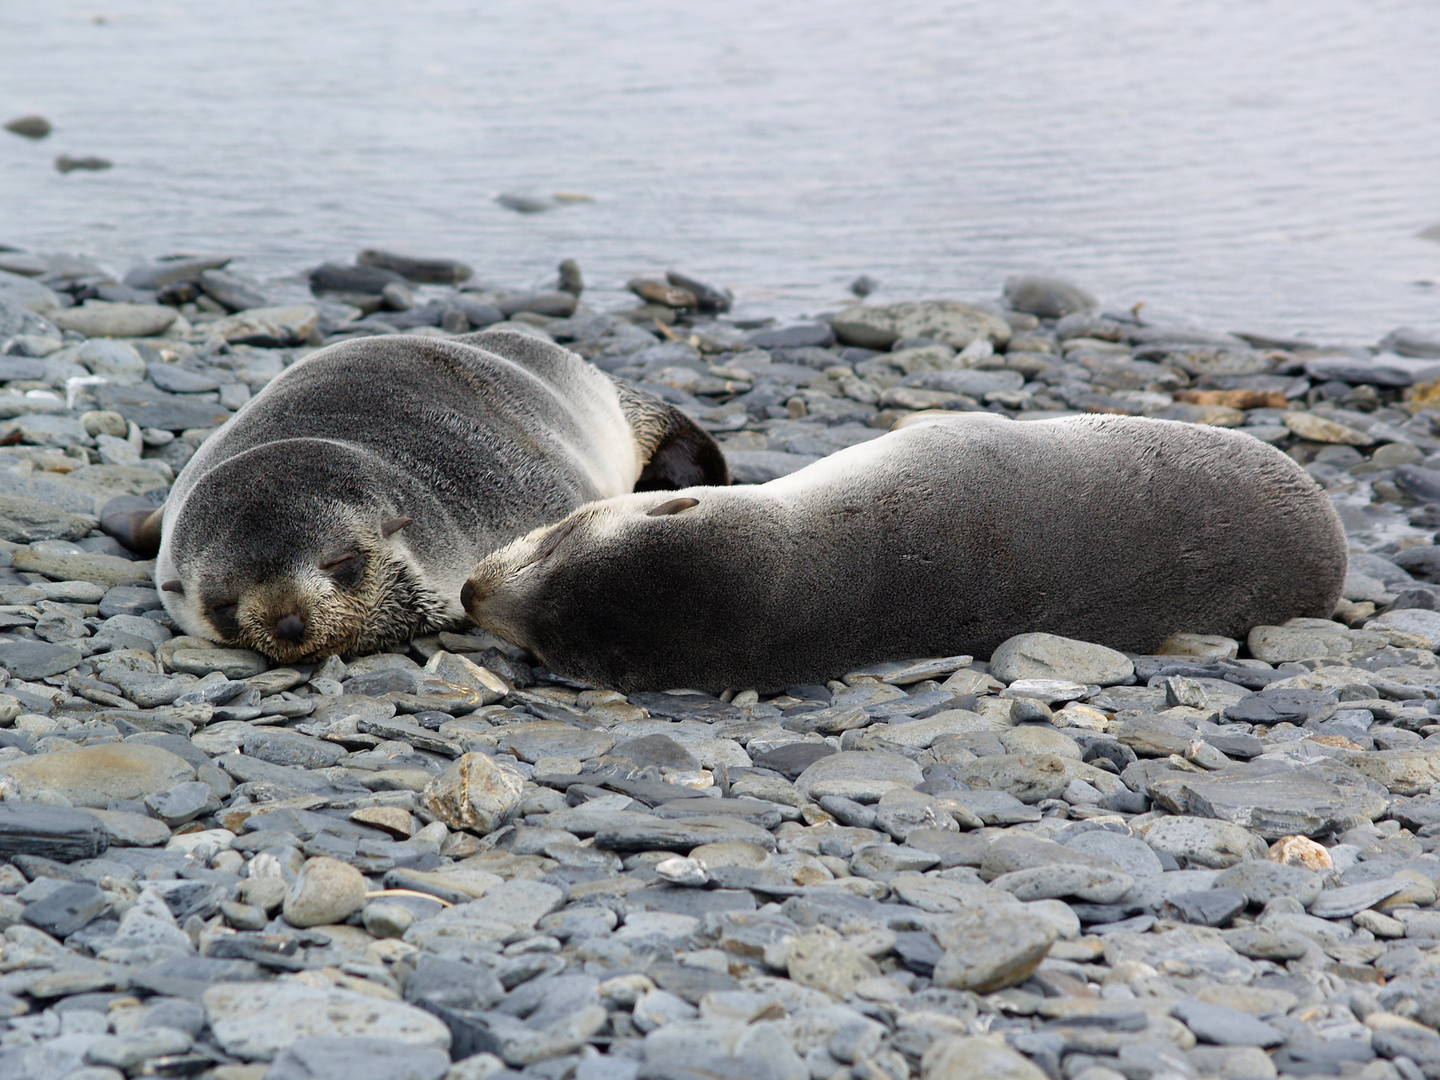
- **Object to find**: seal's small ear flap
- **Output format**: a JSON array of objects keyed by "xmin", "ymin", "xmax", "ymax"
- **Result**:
[
  {"xmin": 381, "ymin": 516, "xmax": 413, "ymax": 538},
  {"xmin": 161, "ymin": 579, "xmax": 184, "ymax": 594},
  {"xmin": 99, "ymin": 496, "xmax": 165, "ymax": 557},
  {"xmin": 647, "ymin": 497, "xmax": 699, "ymax": 517}
]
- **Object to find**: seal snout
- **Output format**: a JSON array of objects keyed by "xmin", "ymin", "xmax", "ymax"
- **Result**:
[{"xmin": 274, "ymin": 613, "xmax": 307, "ymax": 643}]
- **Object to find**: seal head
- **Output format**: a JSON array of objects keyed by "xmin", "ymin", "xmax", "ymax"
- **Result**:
[{"xmin": 156, "ymin": 439, "xmax": 441, "ymax": 662}]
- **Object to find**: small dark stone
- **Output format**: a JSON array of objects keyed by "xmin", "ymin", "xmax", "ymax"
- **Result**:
[
  {"xmin": 1390, "ymin": 588, "xmax": 1440, "ymax": 612},
  {"xmin": 666, "ymin": 270, "xmax": 732, "ymax": 313},
  {"xmin": 1393, "ymin": 545, "xmax": 1440, "ymax": 582},
  {"xmin": 356, "ymin": 249, "xmax": 472, "ymax": 285},
  {"xmin": 1223, "ymin": 687, "xmax": 1339, "ymax": 724},
  {"xmin": 1164, "ymin": 887, "xmax": 1247, "ymax": 927},
  {"xmin": 5, "ymin": 114, "xmax": 52, "ymax": 139},
  {"xmin": 752, "ymin": 742, "xmax": 836, "ymax": 779},
  {"xmin": 1394, "ymin": 465, "xmax": 1440, "ymax": 504},
  {"xmin": 849, "ymin": 275, "xmax": 879, "ymax": 298},
  {"xmin": 147, "ymin": 363, "xmax": 222, "ymax": 393},
  {"xmin": 404, "ymin": 958, "xmax": 506, "ymax": 1013},
  {"xmin": 495, "ymin": 291, "xmax": 577, "ymax": 319},
  {"xmin": 893, "ymin": 931, "xmax": 942, "ymax": 975},
  {"xmin": 1271, "ymin": 1040, "xmax": 1375, "ymax": 1075},
  {"xmin": 648, "ymin": 961, "xmax": 741, "ymax": 1004},
  {"xmin": 451, "ymin": 296, "xmax": 504, "ymax": 329},
  {"xmin": 99, "ymin": 585, "xmax": 163, "ymax": 618},
  {"xmin": 558, "ymin": 259, "xmax": 584, "ymax": 296},
  {"xmin": 308, "ymin": 262, "xmax": 405, "ymax": 296},
  {"xmin": 197, "ymin": 269, "xmax": 267, "ymax": 312},
  {"xmin": 1305, "ymin": 355, "xmax": 1416, "ymax": 387},
  {"xmin": 55, "ymin": 155, "xmax": 111, "ymax": 173},
  {"xmin": 609, "ymin": 734, "xmax": 697, "ymax": 770},
  {"xmin": 22, "ymin": 882, "xmax": 109, "ymax": 937},
  {"xmin": 628, "ymin": 691, "xmax": 742, "ymax": 725},
  {"xmin": 747, "ymin": 323, "xmax": 836, "ymax": 350},
  {"xmin": 1382, "ymin": 327, "xmax": 1440, "ymax": 359},
  {"xmin": 496, "ymin": 193, "xmax": 553, "ymax": 213}
]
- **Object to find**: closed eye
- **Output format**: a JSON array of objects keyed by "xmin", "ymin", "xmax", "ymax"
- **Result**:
[
  {"xmin": 528, "ymin": 518, "xmax": 581, "ymax": 565},
  {"xmin": 320, "ymin": 552, "xmax": 365, "ymax": 587},
  {"xmin": 209, "ymin": 603, "xmax": 239, "ymax": 638}
]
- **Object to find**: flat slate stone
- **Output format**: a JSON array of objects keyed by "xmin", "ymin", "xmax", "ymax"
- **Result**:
[
  {"xmin": 1147, "ymin": 762, "xmax": 1388, "ymax": 838},
  {"xmin": 204, "ymin": 983, "xmax": 452, "ymax": 1060},
  {"xmin": 0, "ymin": 638, "xmax": 84, "ymax": 679},
  {"xmin": 794, "ymin": 750, "xmax": 924, "ymax": 802},
  {"xmin": 628, "ymin": 692, "xmax": 742, "ymax": 724},
  {"xmin": 266, "ymin": 1036, "xmax": 452, "ymax": 1080},
  {"xmin": 1308, "ymin": 877, "xmax": 1410, "ymax": 919},
  {"xmin": 1172, "ymin": 1001, "xmax": 1284, "ymax": 1047},
  {"xmin": 594, "ymin": 817, "xmax": 777, "ymax": 853},
  {"xmin": 1164, "ymin": 887, "xmax": 1247, "ymax": 927},
  {"xmin": 22, "ymin": 882, "xmax": 110, "ymax": 937},
  {"xmin": 93, "ymin": 382, "xmax": 232, "ymax": 431},
  {"xmin": 0, "ymin": 803, "xmax": 109, "ymax": 861}
]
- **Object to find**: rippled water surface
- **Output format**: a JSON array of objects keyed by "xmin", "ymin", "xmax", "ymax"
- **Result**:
[{"xmin": 2, "ymin": 0, "xmax": 1438, "ymax": 343}]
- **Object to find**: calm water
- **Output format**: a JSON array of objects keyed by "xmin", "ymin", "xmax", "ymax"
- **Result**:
[{"xmin": 2, "ymin": 0, "xmax": 1438, "ymax": 344}]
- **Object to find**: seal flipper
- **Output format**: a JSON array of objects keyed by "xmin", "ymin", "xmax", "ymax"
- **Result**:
[
  {"xmin": 611, "ymin": 380, "xmax": 731, "ymax": 490},
  {"xmin": 99, "ymin": 496, "xmax": 165, "ymax": 556}
]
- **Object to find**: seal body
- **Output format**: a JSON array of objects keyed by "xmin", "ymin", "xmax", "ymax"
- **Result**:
[
  {"xmin": 152, "ymin": 329, "xmax": 728, "ymax": 662},
  {"xmin": 463, "ymin": 412, "xmax": 1347, "ymax": 692}
]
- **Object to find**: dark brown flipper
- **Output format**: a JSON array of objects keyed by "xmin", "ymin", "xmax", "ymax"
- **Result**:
[
  {"xmin": 611, "ymin": 380, "xmax": 731, "ymax": 490},
  {"xmin": 99, "ymin": 496, "xmax": 165, "ymax": 556}
]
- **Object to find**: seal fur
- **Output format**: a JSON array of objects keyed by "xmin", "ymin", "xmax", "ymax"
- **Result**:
[
  {"xmin": 148, "ymin": 329, "xmax": 728, "ymax": 662},
  {"xmin": 463, "ymin": 412, "xmax": 1347, "ymax": 692}
]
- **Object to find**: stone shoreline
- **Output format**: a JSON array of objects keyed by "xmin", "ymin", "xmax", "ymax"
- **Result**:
[{"xmin": 1, "ymin": 248, "xmax": 1440, "ymax": 1080}]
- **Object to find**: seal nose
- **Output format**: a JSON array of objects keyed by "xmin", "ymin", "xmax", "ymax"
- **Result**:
[{"xmin": 274, "ymin": 614, "xmax": 306, "ymax": 643}]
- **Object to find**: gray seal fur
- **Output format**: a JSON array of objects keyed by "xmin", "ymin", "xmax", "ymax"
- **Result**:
[
  {"xmin": 463, "ymin": 412, "xmax": 1347, "ymax": 692},
  {"xmin": 149, "ymin": 328, "xmax": 728, "ymax": 662}
]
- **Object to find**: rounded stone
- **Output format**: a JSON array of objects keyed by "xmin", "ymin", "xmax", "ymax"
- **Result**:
[
  {"xmin": 923, "ymin": 1036, "xmax": 1050, "ymax": 1080},
  {"xmin": 794, "ymin": 751, "xmax": 923, "ymax": 802},
  {"xmin": 0, "ymin": 744, "xmax": 194, "ymax": 807},
  {"xmin": 1214, "ymin": 859, "xmax": 1322, "ymax": 908},
  {"xmin": 931, "ymin": 906, "xmax": 1057, "ymax": 993},
  {"xmin": 282, "ymin": 856, "xmax": 368, "ymax": 928},
  {"xmin": 52, "ymin": 302, "xmax": 178, "ymax": 339},
  {"xmin": 989, "ymin": 633, "xmax": 1135, "ymax": 686},
  {"xmin": 1140, "ymin": 816, "xmax": 1268, "ymax": 869}
]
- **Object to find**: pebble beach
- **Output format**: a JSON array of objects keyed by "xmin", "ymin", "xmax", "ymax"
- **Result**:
[{"xmin": 1, "ymin": 246, "xmax": 1440, "ymax": 1080}]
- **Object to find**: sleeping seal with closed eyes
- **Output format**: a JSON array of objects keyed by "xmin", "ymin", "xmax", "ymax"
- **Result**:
[
  {"xmin": 461, "ymin": 411, "xmax": 1346, "ymax": 692},
  {"xmin": 116, "ymin": 328, "xmax": 728, "ymax": 662}
]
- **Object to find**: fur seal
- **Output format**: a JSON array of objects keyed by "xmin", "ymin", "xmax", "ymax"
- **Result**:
[
  {"xmin": 462, "ymin": 412, "xmax": 1346, "ymax": 692},
  {"xmin": 123, "ymin": 329, "xmax": 728, "ymax": 662}
]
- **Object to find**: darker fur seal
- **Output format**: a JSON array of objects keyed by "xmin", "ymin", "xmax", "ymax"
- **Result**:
[{"xmin": 462, "ymin": 412, "xmax": 1346, "ymax": 692}]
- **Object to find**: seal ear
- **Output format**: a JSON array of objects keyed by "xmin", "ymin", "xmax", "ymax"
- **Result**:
[
  {"xmin": 647, "ymin": 497, "xmax": 699, "ymax": 517},
  {"xmin": 160, "ymin": 580, "xmax": 183, "ymax": 594},
  {"xmin": 381, "ymin": 516, "xmax": 412, "ymax": 537},
  {"xmin": 611, "ymin": 380, "xmax": 731, "ymax": 491},
  {"xmin": 99, "ymin": 496, "xmax": 165, "ymax": 557}
]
